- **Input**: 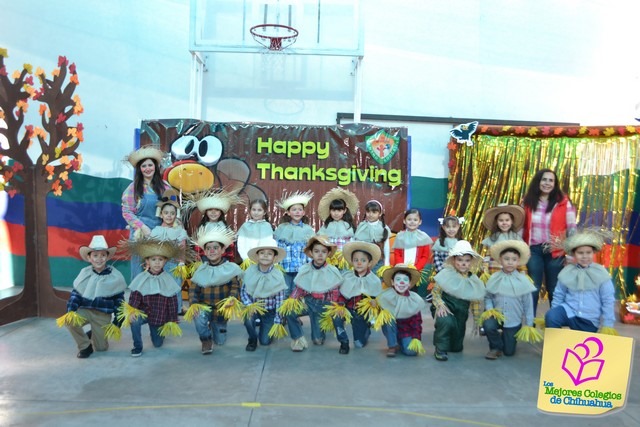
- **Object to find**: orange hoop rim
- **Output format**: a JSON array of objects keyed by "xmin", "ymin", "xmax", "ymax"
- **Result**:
[{"xmin": 250, "ymin": 24, "xmax": 299, "ymax": 51}]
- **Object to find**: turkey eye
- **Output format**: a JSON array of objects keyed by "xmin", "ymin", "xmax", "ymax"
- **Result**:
[
  {"xmin": 196, "ymin": 135, "xmax": 223, "ymax": 166},
  {"xmin": 171, "ymin": 136, "xmax": 198, "ymax": 159}
]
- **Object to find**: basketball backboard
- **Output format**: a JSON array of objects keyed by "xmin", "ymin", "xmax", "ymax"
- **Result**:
[{"xmin": 190, "ymin": 0, "xmax": 363, "ymax": 56}]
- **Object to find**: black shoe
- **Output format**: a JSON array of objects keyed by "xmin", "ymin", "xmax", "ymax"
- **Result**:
[
  {"xmin": 130, "ymin": 348, "xmax": 142, "ymax": 357},
  {"xmin": 77, "ymin": 344, "xmax": 93, "ymax": 359},
  {"xmin": 434, "ymin": 349, "xmax": 448, "ymax": 361},
  {"xmin": 339, "ymin": 342, "xmax": 350, "ymax": 354},
  {"xmin": 245, "ymin": 338, "xmax": 258, "ymax": 352}
]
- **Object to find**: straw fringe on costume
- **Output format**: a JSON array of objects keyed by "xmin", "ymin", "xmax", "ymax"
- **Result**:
[
  {"xmin": 183, "ymin": 303, "xmax": 212, "ymax": 323},
  {"xmin": 119, "ymin": 237, "xmax": 194, "ymax": 264},
  {"xmin": 56, "ymin": 311, "xmax": 86, "ymax": 328},
  {"xmin": 276, "ymin": 190, "xmax": 314, "ymax": 210},
  {"xmin": 514, "ymin": 325, "xmax": 544, "ymax": 343},
  {"xmin": 116, "ymin": 302, "xmax": 148, "ymax": 328}
]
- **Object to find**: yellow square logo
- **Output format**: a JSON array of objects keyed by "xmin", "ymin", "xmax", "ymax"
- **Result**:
[{"xmin": 538, "ymin": 328, "xmax": 634, "ymax": 415}]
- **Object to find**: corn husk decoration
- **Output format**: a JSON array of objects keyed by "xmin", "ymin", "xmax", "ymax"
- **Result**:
[
  {"xmin": 373, "ymin": 308, "xmax": 394, "ymax": 331},
  {"xmin": 328, "ymin": 250, "xmax": 350, "ymax": 270},
  {"xmin": 599, "ymin": 327, "xmax": 619, "ymax": 336},
  {"xmin": 407, "ymin": 338, "xmax": 426, "ymax": 355},
  {"xmin": 355, "ymin": 296, "xmax": 380, "ymax": 322},
  {"xmin": 216, "ymin": 296, "xmax": 244, "ymax": 320},
  {"xmin": 116, "ymin": 302, "xmax": 148, "ymax": 328},
  {"xmin": 477, "ymin": 308, "xmax": 506, "ymax": 325},
  {"xmin": 158, "ymin": 321, "xmax": 183, "ymax": 337},
  {"xmin": 376, "ymin": 264, "xmax": 392, "ymax": 279},
  {"xmin": 533, "ymin": 317, "xmax": 546, "ymax": 329},
  {"xmin": 242, "ymin": 301, "xmax": 268, "ymax": 321},
  {"xmin": 172, "ymin": 264, "xmax": 191, "ymax": 280},
  {"xmin": 183, "ymin": 303, "xmax": 212, "ymax": 323},
  {"xmin": 240, "ymin": 258, "xmax": 255, "ymax": 271},
  {"xmin": 56, "ymin": 311, "xmax": 86, "ymax": 328},
  {"xmin": 103, "ymin": 323, "xmax": 122, "ymax": 341},
  {"xmin": 268, "ymin": 323, "xmax": 288, "ymax": 339},
  {"xmin": 479, "ymin": 269, "xmax": 491, "ymax": 284},
  {"xmin": 277, "ymin": 297, "xmax": 305, "ymax": 316},
  {"xmin": 514, "ymin": 325, "xmax": 544, "ymax": 343},
  {"xmin": 320, "ymin": 312, "xmax": 336, "ymax": 333},
  {"xmin": 325, "ymin": 302, "xmax": 352, "ymax": 324}
]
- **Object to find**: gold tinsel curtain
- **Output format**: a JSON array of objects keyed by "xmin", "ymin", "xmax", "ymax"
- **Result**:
[{"xmin": 446, "ymin": 131, "xmax": 639, "ymax": 296}]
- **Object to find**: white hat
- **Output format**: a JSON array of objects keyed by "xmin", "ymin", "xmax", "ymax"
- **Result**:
[
  {"xmin": 194, "ymin": 224, "xmax": 236, "ymax": 250},
  {"xmin": 79, "ymin": 235, "xmax": 116, "ymax": 262},
  {"xmin": 445, "ymin": 240, "xmax": 483, "ymax": 270},
  {"xmin": 276, "ymin": 191, "xmax": 314, "ymax": 211},
  {"xmin": 193, "ymin": 188, "xmax": 244, "ymax": 214}
]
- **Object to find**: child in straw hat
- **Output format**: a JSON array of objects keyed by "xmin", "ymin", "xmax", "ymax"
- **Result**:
[
  {"xmin": 284, "ymin": 235, "xmax": 347, "ymax": 353},
  {"xmin": 240, "ymin": 239, "xmax": 288, "ymax": 351},
  {"xmin": 274, "ymin": 191, "xmax": 315, "ymax": 293},
  {"xmin": 188, "ymin": 224, "xmax": 243, "ymax": 355},
  {"xmin": 544, "ymin": 230, "xmax": 616, "ymax": 334},
  {"xmin": 431, "ymin": 240, "xmax": 486, "ymax": 361},
  {"xmin": 317, "ymin": 187, "xmax": 358, "ymax": 253},
  {"xmin": 377, "ymin": 264, "xmax": 426, "ymax": 357},
  {"xmin": 340, "ymin": 241, "xmax": 383, "ymax": 348},
  {"xmin": 122, "ymin": 237, "xmax": 191, "ymax": 357},
  {"xmin": 481, "ymin": 204, "xmax": 525, "ymax": 273},
  {"xmin": 58, "ymin": 235, "xmax": 126, "ymax": 359},
  {"xmin": 481, "ymin": 240, "xmax": 536, "ymax": 360}
]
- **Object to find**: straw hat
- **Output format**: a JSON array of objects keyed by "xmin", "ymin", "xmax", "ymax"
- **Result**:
[
  {"xmin": 445, "ymin": 240, "xmax": 483, "ymax": 270},
  {"xmin": 193, "ymin": 188, "xmax": 244, "ymax": 214},
  {"xmin": 193, "ymin": 224, "xmax": 236, "ymax": 250},
  {"xmin": 79, "ymin": 235, "xmax": 116, "ymax": 262},
  {"xmin": 126, "ymin": 145, "xmax": 164, "ymax": 168},
  {"xmin": 155, "ymin": 188, "xmax": 181, "ymax": 217},
  {"xmin": 317, "ymin": 188, "xmax": 359, "ymax": 220},
  {"xmin": 304, "ymin": 235, "xmax": 337, "ymax": 258},
  {"xmin": 382, "ymin": 264, "xmax": 421, "ymax": 288},
  {"xmin": 247, "ymin": 238, "xmax": 286, "ymax": 263},
  {"xmin": 342, "ymin": 241, "xmax": 381, "ymax": 268},
  {"xmin": 276, "ymin": 191, "xmax": 314, "ymax": 211},
  {"xmin": 120, "ymin": 236, "xmax": 189, "ymax": 262},
  {"xmin": 563, "ymin": 230, "xmax": 605, "ymax": 254},
  {"xmin": 482, "ymin": 204, "xmax": 525, "ymax": 231},
  {"xmin": 489, "ymin": 240, "xmax": 531, "ymax": 266}
]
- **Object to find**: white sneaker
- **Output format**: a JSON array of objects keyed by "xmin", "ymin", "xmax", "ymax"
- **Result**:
[{"xmin": 291, "ymin": 336, "xmax": 308, "ymax": 352}]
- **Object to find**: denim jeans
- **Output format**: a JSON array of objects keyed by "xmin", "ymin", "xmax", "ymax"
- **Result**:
[
  {"xmin": 284, "ymin": 273, "xmax": 296, "ymax": 296},
  {"xmin": 244, "ymin": 310, "xmax": 276, "ymax": 346},
  {"xmin": 194, "ymin": 309, "xmax": 228, "ymax": 345},
  {"xmin": 545, "ymin": 305, "xmax": 598, "ymax": 333},
  {"xmin": 527, "ymin": 244, "xmax": 565, "ymax": 315},
  {"xmin": 483, "ymin": 318, "xmax": 520, "ymax": 356},
  {"xmin": 286, "ymin": 296, "xmax": 349, "ymax": 344},
  {"xmin": 349, "ymin": 309, "xmax": 371, "ymax": 348},
  {"xmin": 382, "ymin": 320, "xmax": 418, "ymax": 356},
  {"xmin": 130, "ymin": 317, "xmax": 164, "ymax": 351}
]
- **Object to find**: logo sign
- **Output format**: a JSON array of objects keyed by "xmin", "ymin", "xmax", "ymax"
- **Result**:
[
  {"xmin": 365, "ymin": 130, "xmax": 400, "ymax": 164},
  {"xmin": 538, "ymin": 328, "xmax": 634, "ymax": 416}
]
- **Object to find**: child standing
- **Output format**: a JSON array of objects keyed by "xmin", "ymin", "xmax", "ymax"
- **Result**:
[
  {"xmin": 393, "ymin": 209, "xmax": 433, "ymax": 297},
  {"xmin": 482, "ymin": 240, "xmax": 535, "ymax": 360},
  {"xmin": 431, "ymin": 240, "xmax": 485, "ymax": 361},
  {"xmin": 274, "ymin": 191, "xmax": 315, "ymax": 293},
  {"xmin": 340, "ymin": 241, "xmax": 383, "ymax": 348},
  {"xmin": 189, "ymin": 225, "xmax": 243, "ymax": 354},
  {"xmin": 60, "ymin": 235, "xmax": 126, "ymax": 358},
  {"xmin": 317, "ymin": 187, "xmax": 359, "ymax": 253},
  {"xmin": 378, "ymin": 264, "xmax": 426, "ymax": 357},
  {"xmin": 481, "ymin": 204, "xmax": 525, "ymax": 272},
  {"xmin": 237, "ymin": 199, "xmax": 275, "ymax": 268},
  {"xmin": 123, "ymin": 237, "xmax": 189, "ymax": 357},
  {"xmin": 545, "ymin": 230, "xmax": 616, "ymax": 333},
  {"xmin": 432, "ymin": 216, "xmax": 464, "ymax": 273},
  {"xmin": 354, "ymin": 200, "xmax": 391, "ymax": 272},
  {"xmin": 285, "ymin": 235, "xmax": 347, "ymax": 353},
  {"xmin": 240, "ymin": 239, "xmax": 288, "ymax": 351}
]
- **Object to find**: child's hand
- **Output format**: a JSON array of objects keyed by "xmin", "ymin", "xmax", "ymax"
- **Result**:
[
  {"xmin": 225, "ymin": 299, "xmax": 236, "ymax": 307},
  {"xmin": 141, "ymin": 224, "xmax": 152, "ymax": 237},
  {"xmin": 435, "ymin": 305, "xmax": 451, "ymax": 318},
  {"xmin": 370, "ymin": 300, "xmax": 378, "ymax": 308}
]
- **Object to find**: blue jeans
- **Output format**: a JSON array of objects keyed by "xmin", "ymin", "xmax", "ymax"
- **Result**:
[
  {"xmin": 286, "ymin": 296, "xmax": 349, "ymax": 344},
  {"xmin": 527, "ymin": 244, "xmax": 565, "ymax": 315},
  {"xmin": 283, "ymin": 273, "xmax": 296, "ymax": 296},
  {"xmin": 194, "ymin": 309, "xmax": 228, "ymax": 345},
  {"xmin": 545, "ymin": 306, "xmax": 598, "ymax": 333},
  {"xmin": 244, "ymin": 310, "xmax": 276, "ymax": 346},
  {"xmin": 483, "ymin": 318, "xmax": 520, "ymax": 356},
  {"xmin": 349, "ymin": 309, "xmax": 371, "ymax": 348},
  {"xmin": 382, "ymin": 320, "xmax": 418, "ymax": 356},
  {"xmin": 130, "ymin": 317, "xmax": 164, "ymax": 351}
]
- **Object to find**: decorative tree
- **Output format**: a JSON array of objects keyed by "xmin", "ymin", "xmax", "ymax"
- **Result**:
[{"xmin": 0, "ymin": 49, "xmax": 84, "ymax": 325}]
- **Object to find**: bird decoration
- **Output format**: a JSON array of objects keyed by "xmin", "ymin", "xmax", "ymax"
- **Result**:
[{"xmin": 450, "ymin": 121, "xmax": 479, "ymax": 146}]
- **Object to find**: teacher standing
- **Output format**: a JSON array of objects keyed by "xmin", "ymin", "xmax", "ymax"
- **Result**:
[{"xmin": 522, "ymin": 169, "xmax": 577, "ymax": 315}]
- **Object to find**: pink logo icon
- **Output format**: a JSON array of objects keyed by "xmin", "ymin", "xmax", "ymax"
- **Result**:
[{"xmin": 561, "ymin": 337, "xmax": 605, "ymax": 386}]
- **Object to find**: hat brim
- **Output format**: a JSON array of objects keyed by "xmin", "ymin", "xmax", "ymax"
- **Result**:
[
  {"xmin": 317, "ymin": 188, "xmax": 359, "ymax": 221},
  {"xmin": 304, "ymin": 235, "xmax": 337, "ymax": 258},
  {"xmin": 127, "ymin": 146, "xmax": 164, "ymax": 168},
  {"xmin": 79, "ymin": 246, "xmax": 117, "ymax": 263},
  {"xmin": 445, "ymin": 251, "xmax": 484, "ymax": 271},
  {"xmin": 342, "ymin": 241, "xmax": 381, "ymax": 268},
  {"xmin": 563, "ymin": 233, "xmax": 604, "ymax": 254},
  {"xmin": 382, "ymin": 265, "xmax": 421, "ymax": 288},
  {"xmin": 482, "ymin": 205, "xmax": 525, "ymax": 232},
  {"xmin": 489, "ymin": 240, "xmax": 530, "ymax": 266},
  {"xmin": 247, "ymin": 246, "xmax": 286, "ymax": 264}
]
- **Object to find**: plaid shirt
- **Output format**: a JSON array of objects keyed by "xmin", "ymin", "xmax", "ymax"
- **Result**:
[
  {"xmin": 397, "ymin": 311, "xmax": 422, "ymax": 340},
  {"xmin": 67, "ymin": 289, "xmax": 125, "ymax": 316},
  {"xmin": 240, "ymin": 285, "xmax": 286, "ymax": 324},
  {"xmin": 529, "ymin": 199, "xmax": 577, "ymax": 245},
  {"xmin": 431, "ymin": 285, "xmax": 482, "ymax": 324},
  {"xmin": 128, "ymin": 291, "xmax": 178, "ymax": 327},
  {"xmin": 432, "ymin": 250, "xmax": 448, "ymax": 273},
  {"xmin": 290, "ymin": 285, "xmax": 342, "ymax": 302},
  {"xmin": 276, "ymin": 223, "xmax": 313, "ymax": 273},
  {"xmin": 121, "ymin": 181, "xmax": 170, "ymax": 230},
  {"xmin": 190, "ymin": 277, "xmax": 240, "ymax": 308}
]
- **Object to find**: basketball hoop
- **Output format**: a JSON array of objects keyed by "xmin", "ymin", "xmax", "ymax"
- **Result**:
[{"xmin": 250, "ymin": 24, "xmax": 299, "ymax": 51}]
